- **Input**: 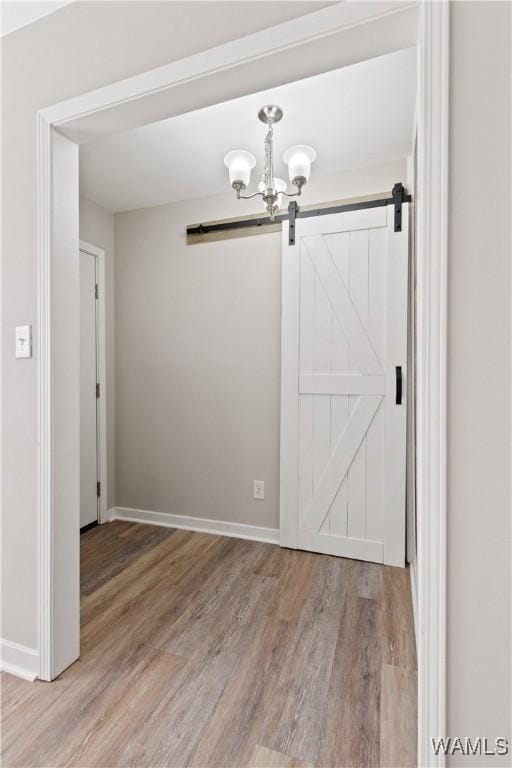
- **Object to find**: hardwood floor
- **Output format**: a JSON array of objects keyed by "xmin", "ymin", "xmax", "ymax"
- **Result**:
[{"xmin": 1, "ymin": 522, "xmax": 417, "ymax": 767}]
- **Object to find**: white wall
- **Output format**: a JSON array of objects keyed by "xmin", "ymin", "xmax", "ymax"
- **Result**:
[
  {"xmin": 79, "ymin": 197, "xmax": 116, "ymax": 510},
  {"xmin": 447, "ymin": 2, "xmax": 511, "ymax": 759},
  {"xmin": 113, "ymin": 161, "xmax": 406, "ymax": 529}
]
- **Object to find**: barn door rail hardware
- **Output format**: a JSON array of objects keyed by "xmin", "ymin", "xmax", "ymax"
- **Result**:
[
  {"xmin": 392, "ymin": 182, "xmax": 406, "ymax": 232},
  {"xmin": 186, "ymin": 183, "xmax": 411, "ymax": 245},
  {"xmin": 288, "ymin": 200, "xmax": 298, "ymax": 246}
]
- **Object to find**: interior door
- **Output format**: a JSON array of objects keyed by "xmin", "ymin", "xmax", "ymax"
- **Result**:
[
  {"xmin": 79, "ymin": 249, "xmax": 99, "ymax": 529},
  {"xmin": 280, "ymin": 204, "xmax": 408, "ymax": 566}
]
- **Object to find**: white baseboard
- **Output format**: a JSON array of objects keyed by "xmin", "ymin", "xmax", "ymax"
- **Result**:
[
  {"xmin": 0, "ymin": 639, "xmax": 39, "ymax": 681},
  {"xmin": 409, "ymin": 558, "xmax": 418, "ymax": 648},
  {"xmin": 110, "ymin": 506, "xmax": 280, "ymax": 545}
]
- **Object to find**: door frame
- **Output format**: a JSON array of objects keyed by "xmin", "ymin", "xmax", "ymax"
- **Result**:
[
  {"xmin": 79, "ymin": 240, "xmax": 108, "ymax": 525},
  {"xmin": 36, "ymin": 2, "xmax": 448, "ymax": 765}
]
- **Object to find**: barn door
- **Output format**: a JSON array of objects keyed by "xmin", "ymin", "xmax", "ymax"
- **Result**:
[{"xmin": 280, "ymin": 204, "xmax": 408, "ymax": 566}]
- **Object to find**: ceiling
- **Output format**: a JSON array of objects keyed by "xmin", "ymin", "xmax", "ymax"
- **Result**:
[
  {"xmin": 80, "ymin": 47, "xmax": 417, "ymax": 213},
  {"xmin": 1, "ymin": 1, "xmax": 74, "ymax": 36}
]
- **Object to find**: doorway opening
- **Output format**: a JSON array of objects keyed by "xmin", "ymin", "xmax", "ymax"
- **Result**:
[{"xmin": 77, "ymin": 43, "xmax": 416, "ymax": 764}]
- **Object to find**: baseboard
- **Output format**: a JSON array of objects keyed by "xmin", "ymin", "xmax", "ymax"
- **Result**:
[
  {"xmin": 0, "ymin": 639, "xmax": 39, "ymax": 681},
  {"xmin": 110, "ymin": 506, "xmax": 280, "ymax": 545},
  {"xmin": 409, "ymin": 558, "xmax": 418, "ymax": 648}
]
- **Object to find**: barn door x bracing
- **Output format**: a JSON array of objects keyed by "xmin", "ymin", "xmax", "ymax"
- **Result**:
[{"xmin": 280, "ymin": 204, "xmax": 408, "ymax": 566}]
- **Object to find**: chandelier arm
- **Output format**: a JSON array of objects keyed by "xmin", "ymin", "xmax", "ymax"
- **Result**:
[
  {"xmin": 281, "ymin": 190, "xmax": 302, "ymax": 199},
  {"xmin": 237, "ymin": 191, "xmax": 265, "ymax": 200}
]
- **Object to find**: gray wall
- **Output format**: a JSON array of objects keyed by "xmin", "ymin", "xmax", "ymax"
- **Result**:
[
  {"xmin": 113, "ymin": 162, "xmax": 405, "ymax": 529},
  {"xmin": 79, "ymin": 196, "xmax": 116, "ymax": 510},
  {"xmin": 447, "ymin": 2, "xmax": 511, "ymax": 760},
  {"xmin": 115, "ymin": 199, "xmax": 281, "ymax": 528}
]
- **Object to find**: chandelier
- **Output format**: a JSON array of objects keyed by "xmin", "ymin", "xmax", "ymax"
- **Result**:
[{"xmin": 223, "ymin": 105, "xmax": 316, "ymax": 221}]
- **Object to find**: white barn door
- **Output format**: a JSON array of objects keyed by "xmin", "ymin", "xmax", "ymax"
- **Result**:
[{"xmin": 280, "ymin": 204, "xmax": 408, "ymax": 566}]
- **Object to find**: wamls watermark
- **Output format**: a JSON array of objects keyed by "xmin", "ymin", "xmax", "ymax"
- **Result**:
[{"xmin": 431, "ymin": 737, "xmax": 510, "ymax": 758}]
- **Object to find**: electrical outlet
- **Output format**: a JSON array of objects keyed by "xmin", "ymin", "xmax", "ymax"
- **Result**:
[{"xmin": 253, "ymin": 480, "xmax": 265, "ymax": 500}]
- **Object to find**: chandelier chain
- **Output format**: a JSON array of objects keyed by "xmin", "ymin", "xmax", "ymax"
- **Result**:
[{"xmin": 263, "ymin": 125, "xmax": 274, "ymax": 192}]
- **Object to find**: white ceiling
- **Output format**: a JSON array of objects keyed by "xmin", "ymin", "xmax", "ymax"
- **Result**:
[
  {"xmin": 80, "ymin": 47, "xmax": 417, "ymax": 213},
  {"xmin": 1, "ymin": 0, "xmax": 74, "ymax": 37}
]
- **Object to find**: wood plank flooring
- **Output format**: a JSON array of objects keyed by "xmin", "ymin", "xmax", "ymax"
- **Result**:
[{"xmin": 1, "ymin": 521, "xmax": 417, "ymax": 767}]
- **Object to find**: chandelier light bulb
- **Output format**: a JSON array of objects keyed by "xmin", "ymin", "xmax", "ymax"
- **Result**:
[
  {"xmin": 223, "ymin": 150, "xmax": 256, "ymax": 188},
  {"xmin": 283, "ymin": 145, "xmax": 317, "ymax": 184}
]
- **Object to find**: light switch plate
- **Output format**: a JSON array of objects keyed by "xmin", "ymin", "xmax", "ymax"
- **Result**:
[{"xmin": 15, "ymin": 325, "xmax": 32, "ymax": 359}]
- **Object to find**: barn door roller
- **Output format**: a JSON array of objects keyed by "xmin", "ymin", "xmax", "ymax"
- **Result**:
[
  {"xmin": 392, "ymin": 182, "xmax": 406, "ymax": 232},
  {"xmin": 288, "ymin": 200, "xmax": 298, "ymax": 246}
]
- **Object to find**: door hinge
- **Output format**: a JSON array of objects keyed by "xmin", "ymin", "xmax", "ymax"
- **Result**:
[
  {"xmin": 288, "ymin": 200, "xmax": 298, "ymax": 246},
  {"xmin": 97, "ymin": 481, "xmax": 101, "ymax": 498},
  {"xmin": 95, "ymin": 283, "xmax": 99, "ymax": 300},
  {"xmin": 96, "ymin": 382, "xmax": 100, "ymax": 398},
  {"xmin": 392, "ymin": 182, "xmax": 406, "ymax": 232}
]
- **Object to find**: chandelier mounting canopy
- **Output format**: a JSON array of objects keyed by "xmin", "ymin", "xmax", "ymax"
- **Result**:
[{"xmin": 257, "ymin": 105, "xmax": 283, "ymax": 125}]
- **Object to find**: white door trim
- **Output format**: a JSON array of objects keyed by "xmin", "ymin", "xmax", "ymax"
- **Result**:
[
  {"xmin": 415, "ymin": 3, "xmax": 449, "ymax": 765},
  {"xmin": 79, "ymin": 240, "xmax": 108, "ymax": 525},
  {"xmin": 36, "ymin": 4, "xmax": 448, "ymax": 766},
  {"xmin": 40, "ymin": 2, "xmax": 417, "ymax": 142}
]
